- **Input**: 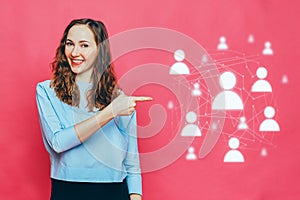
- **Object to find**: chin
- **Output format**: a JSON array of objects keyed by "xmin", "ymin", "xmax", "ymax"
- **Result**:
[{"xmin": 70, "ymin": 67, "xmax": 82, "ymax": 74}]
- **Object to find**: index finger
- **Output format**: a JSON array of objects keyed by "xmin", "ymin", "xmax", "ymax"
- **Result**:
[{"xmin": 131, "ymin": 96, "xmax": 153, "ymax": 102}]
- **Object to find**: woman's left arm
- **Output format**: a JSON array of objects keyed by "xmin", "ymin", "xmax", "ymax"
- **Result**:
[{"xmin": 121, "ymin": 111, "xmax": 143, "ymax": 198}]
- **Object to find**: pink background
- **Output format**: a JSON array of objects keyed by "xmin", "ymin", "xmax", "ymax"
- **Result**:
[{"xmin": 1, "ymin": 0, "xmax": 300, "ymax": 199}]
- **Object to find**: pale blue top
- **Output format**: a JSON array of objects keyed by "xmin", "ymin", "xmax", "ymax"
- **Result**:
[{"xmin": 36, "ymin": 80, "xmax": 142, "ymax": 195}]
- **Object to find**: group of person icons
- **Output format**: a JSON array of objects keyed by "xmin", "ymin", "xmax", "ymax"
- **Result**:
[
  {"xmin": 186, "ymin": 137, "xmax": 269, "ymax": 162},
  {"xmin": 217, "ymin": 35, "xmax": 274, "ymax": 56},
  {"xmin": 182, "ymin": 69, "xmax": 280, "ymax": 161},
  {"xmin": 167, "ymin": 48, "xmax": 280, "ymax": 162},
  {"xmin": 185, "ymin": 137, "xmax": 245, "ymax": 162},
  {"xmin": 168, "ymin": 48, "xmax": 275, "ymax": 103},
  {"xmin": 212, "ymin": 67, "xmax": 274, "ymax": 110},
  {"xmin": 175, "ymin": 105, "xmax": 280, "ymax": 138},
  {"xmin": 211, "ymin": 68, "xmax": 280, "ymax": 132}
]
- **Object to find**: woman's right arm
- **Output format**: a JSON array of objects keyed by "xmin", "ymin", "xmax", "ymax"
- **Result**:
[
  {"xmin": 73, "ymin": 94, "xmax": 140, "ymax": 143},
  {"xmin": 74, "ymin": 94, "xmax": 151, "ymax": 143},
  {"xmin": 36, "ymin": 83, "xmax": 151, "ymax": 153}
]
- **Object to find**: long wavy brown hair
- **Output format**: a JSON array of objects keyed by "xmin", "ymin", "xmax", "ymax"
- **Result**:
[{"xmin": 50, "ymin": 18, "xmax": 118, "ymax": 111}]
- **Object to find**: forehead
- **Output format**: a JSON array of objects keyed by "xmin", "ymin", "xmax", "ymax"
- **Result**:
[{"xmin": 67, "ymin": 24, "xmax": 95, "ymax": 42}]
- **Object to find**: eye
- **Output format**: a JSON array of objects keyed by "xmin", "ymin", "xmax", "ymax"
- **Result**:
[
  {"xmin": 65, "ymin": 41, "xmax": 73, "ymax": 46},
  {"xmin": 81, "ymin": 43, "xmax": 89, "ymax": 48}
]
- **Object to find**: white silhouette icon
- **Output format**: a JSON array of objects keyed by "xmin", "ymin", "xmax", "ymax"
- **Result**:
[
  {"xmin": 282, "ymin": 74, "xmax": 288, "ymax": 84},
  {"xmin": 202, "ymin": 54, "xmax": 208, "ymax": 63},
  {"xmin": 212, "ymin": 71, "xmax": 244, "ymax": 110},
  {"xmin": 167, "ymin": 100, "xmax": 174, "ymax": 109},
  {"xmin": 224, "ymin": 137, "xmax": 245, "ymax": 163},
  {"xmin": 259, "ymin": 106, "xmax": 280, "ymax": 132},
  {"xmin": 217, "ymin": 36, "xmax": 228, "ymax": 50},
  {"xmin": 261, "ymin": 148, "xmax": 268, "ymax": 157},
  {"xmin": 248, "ymin": 34, "xmax": 254, "ymax": 43},
  {"xmin": 251, "ymin": 67, "xmax": 272, "ymax": 92},
  {"xmin": 238, "ymin": 116, "xmax": 248, "ymax": 130},
  {"xmin": 262, "ymin": 41, "xmax": 273, "ymax": 55},
  {"xmin": 169, "ymin": 49, "xmax": 190, "ymax": 75},
  {"xmin": 186, "ymin": 146, "xmax": 197, "ymax": 160},
  {"xmin": 181, "ymin": 111, "xmax": 201, "ymax": 136},
  {"xmin": 211, "ymin": 122, "xmax": 218, "ymax": 130},
  {"xmin": 192, "ymin": 83, "xmax": 202, "ymax": 96}
]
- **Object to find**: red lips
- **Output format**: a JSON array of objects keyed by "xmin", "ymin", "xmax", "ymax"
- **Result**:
[{"xmin": 70, "ymin": 59, "xmax": 84, "ymax": 67}]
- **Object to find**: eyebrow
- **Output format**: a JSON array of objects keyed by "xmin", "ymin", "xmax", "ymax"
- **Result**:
[{"xmin": 66, "ymin": 38, "xmax": 91, "ymax": 43}]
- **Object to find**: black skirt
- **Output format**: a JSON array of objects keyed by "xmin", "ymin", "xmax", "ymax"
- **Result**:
[{"xmin": 50, "ymin": 178, "xmax": 130, "ymax": 200}]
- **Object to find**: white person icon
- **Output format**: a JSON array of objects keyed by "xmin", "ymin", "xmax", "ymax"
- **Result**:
[
  {"xmin": 224, "ymin": 137, "xmax": 245, "ymax": 163},
  {"xmin": 251, "ymin": 67, "xmax": 272, "ymax": 92},
  {"xmin": 186, "ymin": 146, "xmax": 197, "ymax": 160},
  {"xmin": 262, "ymin": 41, "xmax": 274, "ymax": 55},
  {"xmin": 169, "ymin": 49, "xmax": 190, "ymax": 75},
  {"xmin": 192, "ymin": 83, "xmax": 202, "ymax": 96},
  {"xmin": 212, "ymin": 71, "xmax": 244, "ymax": 110},
  {"xmin": 259, "ymin": 106, "xmax": 280, "ymax": 132},
  {"xmin": 248, "ymin": 34, "xmax": 254, "ymax": 43},
  {"xmin": 181, "ymin": 111, "xmax": 201, "ymax": 136},
  {"xmin": 217, "ymin": 36, "xmax": 228, "ymax": 50},
  {"xmin": 238, "ymin": 116, "xmax": 248, "ymax": 130}
]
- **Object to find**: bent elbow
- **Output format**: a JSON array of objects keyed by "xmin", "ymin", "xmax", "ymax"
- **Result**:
[{"xmin": 49, "ymin": 138, "xmax": 65, "ymax": 153}]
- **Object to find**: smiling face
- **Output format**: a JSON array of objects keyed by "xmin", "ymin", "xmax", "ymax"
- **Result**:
[{"xmin": 64, "ymin": 25, "xmax": 98, "ymax": 82}]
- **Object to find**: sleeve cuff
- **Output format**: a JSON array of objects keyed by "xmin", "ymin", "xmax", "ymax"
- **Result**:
[{"xmin": 126, "ymin": 175, "xmax": 142, "ymax": 195}]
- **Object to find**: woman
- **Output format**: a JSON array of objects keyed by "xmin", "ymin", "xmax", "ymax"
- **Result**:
[{"xmin": 36, "ymin": 18, "xmax": 151, "ymax": 200}]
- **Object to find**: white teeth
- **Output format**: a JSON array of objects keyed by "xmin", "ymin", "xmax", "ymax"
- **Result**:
[{"xmin": 72, "ymin": 59, "xmax": 83, "ymax": 63}]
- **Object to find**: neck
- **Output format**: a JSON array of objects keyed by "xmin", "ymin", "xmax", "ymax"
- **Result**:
[{"xmin": 75, "ymin": 69, "xmax": 93, "ymax": 83}]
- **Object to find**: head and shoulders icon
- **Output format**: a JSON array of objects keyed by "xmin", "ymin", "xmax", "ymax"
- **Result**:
[
  {"xmin": 212, "ymin": 71, "xmax": 244, "ymax": 110},
  {"xmin": 169, "ymin": 49, "xmax": 190, "ymax": 75}
]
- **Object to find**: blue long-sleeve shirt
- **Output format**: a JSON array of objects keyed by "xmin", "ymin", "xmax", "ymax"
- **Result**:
[{"xmin": 36, "ymin": 80, "xmax": 142, "ymax": 195}]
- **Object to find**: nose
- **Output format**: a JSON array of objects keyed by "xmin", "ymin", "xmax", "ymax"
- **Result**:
[{"xmin": 71, "ymin": 45, "xmax": 80, "ymax": 57}]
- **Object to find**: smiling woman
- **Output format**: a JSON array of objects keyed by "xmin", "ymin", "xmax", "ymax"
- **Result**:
[
  {"xmin": 36, "ymin": 18, "xmax": 151, "ymax": 200},
  {"xmin": 64, "ymin": 25, "xmax": 98, "ymax": 80},
  {"xmin": 50, "ymin": 19, "xmax": 118, "ymax": 112}
]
